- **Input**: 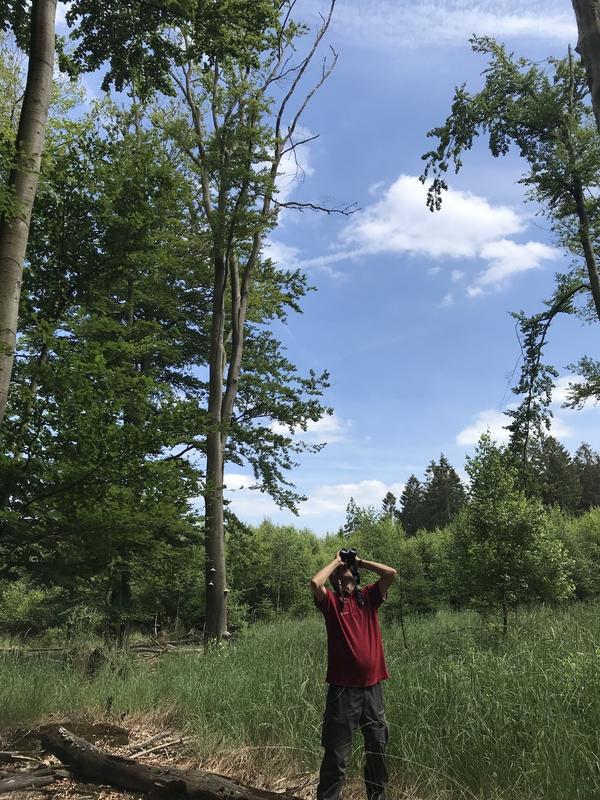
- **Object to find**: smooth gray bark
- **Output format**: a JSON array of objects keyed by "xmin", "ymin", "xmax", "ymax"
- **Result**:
[
  {"xmin": 0, "ymin": 0, "xmax": 57, "ymax": 425},
  {"xmin": 572, "ymin": 0, "xmax": 600, "ymax": 133}
]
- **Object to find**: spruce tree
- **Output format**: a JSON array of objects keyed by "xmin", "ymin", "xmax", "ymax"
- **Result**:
[
  {"xmin": 528, "ymin": 436, "xmax": 581, "ymax": 511},
  {"xmin": 421, "ymin": 455, "xmax": 466, "ymax": 530},
  {"xmin": 574, "ymin": 442, "xmax": 600, "ymax": 511},
  {"xmin": 399, "ymin": 475, "xmax": 424, "ymax": 537}
]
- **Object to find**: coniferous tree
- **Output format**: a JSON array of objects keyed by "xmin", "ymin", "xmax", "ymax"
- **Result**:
[
  {"xmin": 421, "ymin": 455, "xmax": 466, "ymax": 531},
  {"xmin": 399, "ymin": 475, "xmax": 424, "ymax": 537},
  {"xmin": 528, "ymin": 436, "xmax": 581, "ymax": 511},
  {"xmin": 381, "ymin": 491, "xmax": 398, "ymax": 521},
  {"xmin": 574, "ymin": 442, "xmax": 600, "ymax": 511}
]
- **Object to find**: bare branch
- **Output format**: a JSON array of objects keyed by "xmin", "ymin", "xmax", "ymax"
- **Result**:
[
  {"xmin": 281, "ymin": 133, "xmax": 320, "ymax": 155},
  {"xmin": 286, "ymin": 47, "xmax": 338, "ymax": 142},
  {"xmin": 273, "ymin": 199, "xmax": 359, "ymax": 215},
  {"xmin": 274, "ymin": 0, "xmax": 337, "ymax": 143}
]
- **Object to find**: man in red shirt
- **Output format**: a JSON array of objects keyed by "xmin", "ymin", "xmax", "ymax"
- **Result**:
[{"xmin": 310, "ymin": 552, "xmax": 397, "ymax": 800}]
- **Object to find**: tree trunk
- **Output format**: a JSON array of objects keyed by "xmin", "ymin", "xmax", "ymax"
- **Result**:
[
  {"xmin": 572, "ymin": 0, "xmax": 600, "ymax": 133},
  {"xmin": 0, "ymin": 0, "xmax": 57, "ymax": 426},
  {"xmin": 204, "ymin": 255, "xmax": 228, "ymax": 642},
  {"xmin": 572, "ymin": 176, "xmax": 600, "ymax": 322},
  {"xmin": 41, "ymin": 725, "xmax": 303, "ymax": 800}
]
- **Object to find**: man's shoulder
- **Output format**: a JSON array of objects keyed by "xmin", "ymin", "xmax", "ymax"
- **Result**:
[
  {"xmin": 362, "ymin": 581, "xmax": 384, "ymax": 608},
  {"xmin": 314, "ymin": 587, "xmax": 334, "ymax": 611}
]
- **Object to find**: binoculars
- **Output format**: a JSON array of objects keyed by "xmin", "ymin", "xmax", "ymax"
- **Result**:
[{"xmin": 339, "ymin": 548, "xmax": 358, "ymax": 567}]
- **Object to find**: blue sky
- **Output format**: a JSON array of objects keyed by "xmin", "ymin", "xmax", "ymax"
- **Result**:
[
  {"xmin": 222, "ymin": 0, "xmax": 600, "ymax": 534},
  {"xmin": 58, "ymin": 0, "xmax": 600, "ymax": 535}
]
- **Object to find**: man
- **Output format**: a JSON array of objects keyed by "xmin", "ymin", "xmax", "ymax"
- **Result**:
[{"xmin": 310, "ymin": 551, "xmax": 397, "ymax": 800}]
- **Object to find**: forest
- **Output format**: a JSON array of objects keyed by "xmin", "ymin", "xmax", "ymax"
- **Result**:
[{"xmin": 1, "ymin": 2, "xmax": 600, "ymax": 799}]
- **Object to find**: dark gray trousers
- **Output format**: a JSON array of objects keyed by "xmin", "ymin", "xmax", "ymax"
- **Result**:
[{"xmin": 317, "ymin": 683, "xmax": 389, "ymax": 800}]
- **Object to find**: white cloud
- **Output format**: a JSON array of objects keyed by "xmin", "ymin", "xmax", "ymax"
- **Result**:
[
  {"xmin": 467, "ymin": 239, "xmax": 557, "ymax": 294},
  {"xmin": 456, "ymin": 409, "xmax": 511, "ymax": 446},
  {"xmin": 276, "ymin": 125, "xmax": 315, "ymax": 205},
  {"xmin": 263, "ymin": 239, "xmax": 301, "ymax": 268},
  {"xmin": 343, "ymin": 175, "xmax": 523, "ymax": 260},
  {"xmin": 272, "ymin": 412, "xmax": 352, "ymax": 444},
  {"xmin": 456, "ymin": 408, "xmax": 573, "ymax": 446},
  {"xmin": 295, "ymin": 175, "xmax": 555, "ymax": 294},
  {"xmin": 271, "ymin": 173, "xmax": 556, "ymax": 296},
  {"xmin": 440, "ymin": 292, "xmax": 454, "ymax": 308},
  {"xmin": 553, "ymin": 374, "xmax": 599, "ymax": 411},
  {"xmin": 327, "ymin": 0, "xmax": 575, "ymax": 48},
  {"xmin": 224, "ymin": 472, "xmax": 256, "ymax": 492},
  {"xmin": 56, "ymin": 2, "xmax": 69, "ymax": 28},
  {"xmin": 223, "ymin": 472, "xmax": 404, "ymax": 524},
  {"xmin": 299, "ymin": 479, "xmax": 406, "ymax": 516}
]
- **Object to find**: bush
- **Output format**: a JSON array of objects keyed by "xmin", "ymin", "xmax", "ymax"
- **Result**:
[{"xmin": 0, "ymin": 579, "xmax": 62, "ymax": 635}]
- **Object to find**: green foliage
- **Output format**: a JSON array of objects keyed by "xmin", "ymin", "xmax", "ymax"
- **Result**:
[
  {"xmin": 399, "ymin": 475, "xmax": 424, "ymax": 536},
  {"xmin": 574, "ymin": 442, "xmax": 600, "ymax": 511},
  {"xmin": 527, "ymin": 435, "xmax": 581, "ymax": 511},
  {"xmin": 63, "ymin": 0, "xmax": 280, "ymax": 97},
  {"xmin": 422, "ymin": 37, "xmax": 600, "ymax": 433},
  {"xmin": 0, "ymin": 579, "xmax": 62, "ymax": 634},
  {"xmin": 445, "ymin": 435, "xmax": 573, "ymax": 626}
]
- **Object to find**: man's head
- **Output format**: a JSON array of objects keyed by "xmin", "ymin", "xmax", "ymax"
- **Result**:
[{"xmin": 331, "ymin": 564, "xmax": 356, "ymax": 594}]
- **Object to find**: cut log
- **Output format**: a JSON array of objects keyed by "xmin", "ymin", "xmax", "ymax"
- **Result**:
[{"xmin": 41, "ymin": 725, "xmax": 303, "ymax": 800}]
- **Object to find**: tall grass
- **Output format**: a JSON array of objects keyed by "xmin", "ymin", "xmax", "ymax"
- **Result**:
[{"xmin": 3, "ymin": 603, "xmax": 600, "ymax": 799}]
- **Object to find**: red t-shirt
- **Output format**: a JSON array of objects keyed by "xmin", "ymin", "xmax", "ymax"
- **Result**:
[{"xmin": 316, "ymin": 582, "xmax": 389, "ymax": 687}]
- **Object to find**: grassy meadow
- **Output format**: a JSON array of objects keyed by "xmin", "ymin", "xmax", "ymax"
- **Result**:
[{"xmin": 3, "ymin": 603, "xmax": 600, "ymax": 799}]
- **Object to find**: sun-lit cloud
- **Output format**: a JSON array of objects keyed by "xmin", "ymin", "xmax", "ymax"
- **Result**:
[
  {"xmin": 56, "ymin": 2, "xmax": 70, "ymax": 28},
  {"xmin": 325, "ymin": 0, "xmax": 575, "ymax": 48},
  {"xmin": 467, "ymin": 239, "xmax": 557, "ymax": 296},
  {"xmin": 299, "ymin": 479, "xmax": 405, "ymax": 516},
  {"xmin": 223, "ymin": 473, "xmax": 405, "ymax": 524},
  {"xmin": 343, "ymin": 175, "xmax": 523, "ymax": 259},
  {"xmin": 296, "ymin": 175, "xmax": 553, "ymax": 293},
  {"xmin": 263, "ymin": 239, "xmax": 301, "ymax": 268},
  {"xmin": 276, "ymin": 125, "xmax": 315, "ymax": 206},
  {"xmin": 456, "ymin": 408, "xmax": 573, "ymax": 446},
  {"xmin": 553, "ymin": 374, "xmax": 599, "ymax": 411},
  {"xmin": 271, "ymin": 412, "xmax": 352, "ymax": 444}
]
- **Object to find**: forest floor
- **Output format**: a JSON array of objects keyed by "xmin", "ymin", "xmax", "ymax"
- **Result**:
[{"xmin": 0, "ymin": 714, "xmax": 325, "ymax": 800}]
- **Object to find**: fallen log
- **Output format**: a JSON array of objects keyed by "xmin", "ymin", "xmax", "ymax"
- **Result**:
[
  {"xmin": 0, "ymin": 765, "xmax": 62, "ymax": 793},
  {"xmin": 41, "ymin": 725, "xmax": 303, "ymax": 800}
]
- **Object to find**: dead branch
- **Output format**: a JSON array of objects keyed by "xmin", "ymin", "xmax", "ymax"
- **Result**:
[{"xmin": 273, "ymin": 199, "xmax": 359, "ymax": 215}]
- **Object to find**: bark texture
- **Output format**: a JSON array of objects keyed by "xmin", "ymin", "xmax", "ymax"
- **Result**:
[
  {"xmin": 572, "ymin": 0, "xmax": 600, "ymax": 132},
  {"xmin": 41, "ymin": 725, "xmax": 302, "ymax": 800},
  {"xmin": 0, "ymin": 0, "xmax": 57, "ymax": 425}
]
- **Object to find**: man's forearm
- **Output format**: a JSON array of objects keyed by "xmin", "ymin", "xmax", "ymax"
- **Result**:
[
  {"xmin": 357, "ymin": 558, "xmax": 396, "ymax": 578},
  {"xmin": 311, "ymin": 558, "xmax": 341, "ymax": 589}
]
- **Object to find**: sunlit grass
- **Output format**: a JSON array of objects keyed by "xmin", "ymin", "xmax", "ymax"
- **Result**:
[{"xmin": 3, "ymin": 602, "xmax": 600, "ymax": 798}]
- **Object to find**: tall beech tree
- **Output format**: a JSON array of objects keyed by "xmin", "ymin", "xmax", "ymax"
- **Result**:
[
  {"xmin": 0, "ymin": 0, "xmax": 57, "ymax": 425},
  {"xmin": 160, "ymin": 0, "xmax": 341, "ymax": 640},
  {"xmin": 572, "ymin": 0, "xmax": 600, "ymax": 133},
  {"xmin": 0, "ymin": 0, "xmax": 279, "ymax": 426}
]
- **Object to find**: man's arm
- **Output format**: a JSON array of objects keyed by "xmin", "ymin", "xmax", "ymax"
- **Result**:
[
  {"xmin": 310, "ymin": 554, "xmax": 343, "ymax": 604},
  {"xmin": 357, "ymin": 558, "xmax": 397, "ymax": 596}
]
